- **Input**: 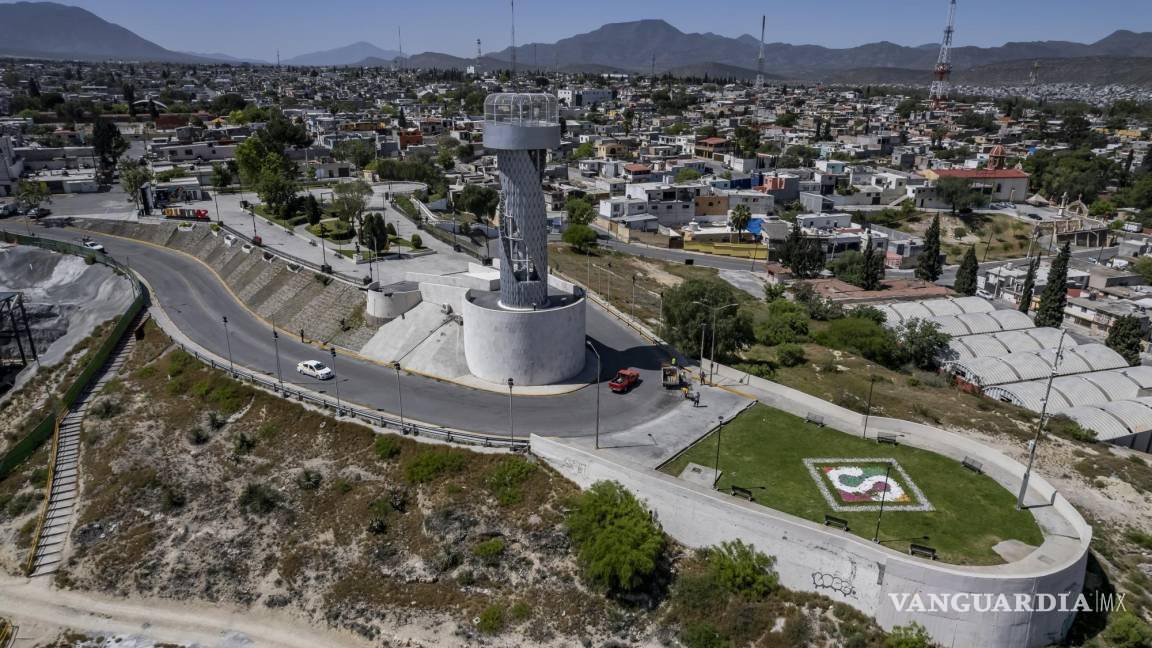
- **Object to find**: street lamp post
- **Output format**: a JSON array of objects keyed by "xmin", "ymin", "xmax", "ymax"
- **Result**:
[
  {"xmin": 862, "ymin": 374, "xmax": 877, "ymax": 439},
  {"xmin": 272, "ymin": 324, "xmax": 283, "ymax": 390},
  {"xmin": 872, "ymin": 461, "xmax": 894, "ymax": 542},
  {"xmin": 586, "ymin": 341, "xmax": 602, "ymax": 450},
  {"xmin": 213, "ymin": 189, "xmax": 223, "ymax": 225},
  {"xmin": 506, "ymin": 378, "xmax": 515, "ymax": 445},
  {"xmin": 712, "ymin": 415, "xmax": 724, "ymax": 489},
  {"xmin": 330, "ymin": 347, "xmax": 342, "ymax": 416},
  {"xmin": 392, "ymin": 361, "xmax": 406, "ymax": 430},
  {"xmin": 709, "ymin": 303, "xmax": 739, "ymax": 384},
  {"xmin": 221, "ymin": 316, "xmax": 234, "ymax": 375},
  {"xmin": 249, "ymin": 207, "xmax": 258, "ymax": 241},
  {"xmin": 1017, "ymin": 331, "xmax": 1066, "ymax": 509}
]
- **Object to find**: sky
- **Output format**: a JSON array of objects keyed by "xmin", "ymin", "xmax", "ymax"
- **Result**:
[{"xmin": 38, "ymin": 0, "xmax": 1152, "ymax": 61}]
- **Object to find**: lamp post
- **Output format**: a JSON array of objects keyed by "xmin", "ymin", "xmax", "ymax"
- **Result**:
[
  {"xmin": 630, "ymin": 274, "xmax": 637, "ymax": 323},
  {"xmin": 712, "ymin": 415, "xmax": 724, "ymax": 489},
  {"xmin": 249, "ymin": 206, "xmax": 258, "ymax": 241},
  {"xmin": 1017, "ymin": 331, "xmax": 1066, "ymax": 509},
  {"xmin": 708, "ymin": 303, "xmax": 739, "ymax": 384},
  {"xmin": 272, "ymin": 323, "xmax": 283, "ymax": 390},
  {"xmin": 221, "ymin": 316, "xmax": 234, "ymax": 375},
  {"xmin": 392, "ymin": 361, "xmax": 405, "ymax": 430},
  {"xmin": 330, "ymin": 347, "xmax": 342, "ymax": 416},
  {"xmin": 871, "ymin": 461, "xmax": 894, "ymax": 542},
  {"xmin": 862, "ymin": 374, "xmax": 877, "ymax": 439},
  {"xmin": 213, "ymin": 188, "xmax": 222, "ymax": 225},
  {"xmin": 586, "ymin": 340, "xmax": 602, "ymax": 450},
  {"xmin": 506, "ymin": 378, "xmax": 515, "ymax": 445}
]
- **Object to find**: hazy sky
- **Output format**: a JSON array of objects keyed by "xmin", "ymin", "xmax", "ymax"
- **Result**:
[{"xmin": 43, "ymin": 0, "xmax": 1152, "ymax": 60}]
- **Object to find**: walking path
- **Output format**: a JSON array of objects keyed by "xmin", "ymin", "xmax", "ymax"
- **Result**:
[{"xmin": 28, "ymin": 319, "xmax": 140, "ymax": 577}]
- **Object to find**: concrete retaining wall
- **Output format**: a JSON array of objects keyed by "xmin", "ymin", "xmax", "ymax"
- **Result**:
[
  {"xmin": 532, "ymin": 434, "xmax": 1089, "ymax": 648},
  {"xmin": 366, "ymin": 287, "xmax": 422, "ymax": 321},
  {"xmin": 462, "ymin": 294, "xmax": 586, "ymax": 385}
]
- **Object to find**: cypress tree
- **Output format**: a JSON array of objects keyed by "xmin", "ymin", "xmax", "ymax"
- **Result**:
[
  {"xmin": 916, "ymin": 214, "xmax": 943, "ymax": 282},
  {"xmin": 954, "ymin": 246, "xmax": 979, "ymax": 296},
  {"xmin": 1034, "ymin": 242, "xmax": 1072, "ymax": 328},
  {"xmin": 1106, "ymin": 315, "xmax": 1144, "ymax": 366},
  {"xmin": 860, "ymin": 235, "xmax": 883, "ymax": 291},
  {"xmin": 1018, "ymin": 256, "xmax": 1038, "ymax": 314}
]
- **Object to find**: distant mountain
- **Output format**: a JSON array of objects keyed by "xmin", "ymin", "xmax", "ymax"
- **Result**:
[
  {"xmin": 663, "ymin": 62, "xmax": 785, "ymax": 81},
  {"xmin": 182, "ymin": 51, "xmax": 269, "ymax": 65},
  {"xmin": 817, "ymin": 57, "xmax": 1152, "ymax": 88},
  {"xmin": 0, "ymin": 1, "xmax": 213, "ymax": 63},
  {"xmin": 283, "ymin": 42, "xmax": 403, "ymax": 67}
]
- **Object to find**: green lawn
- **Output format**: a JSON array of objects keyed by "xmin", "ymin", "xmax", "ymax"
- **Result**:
[
  {"xmin": 307, "ymin": 218, "xmax": 355, "ymax": 242},
  {"xmin": 659, "ymin": 404, "xmax": 1043, "ymax": 565}
]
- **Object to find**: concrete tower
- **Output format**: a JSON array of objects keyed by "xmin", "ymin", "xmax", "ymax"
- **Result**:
[{"xmin": 462, "ymin": 93, "xmax": 587, "ymax": 385}]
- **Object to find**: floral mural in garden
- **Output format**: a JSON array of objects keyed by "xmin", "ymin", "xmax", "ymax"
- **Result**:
[{"xmin": 804, "ymin": 458, "xmax": 935, "ymax": 512}]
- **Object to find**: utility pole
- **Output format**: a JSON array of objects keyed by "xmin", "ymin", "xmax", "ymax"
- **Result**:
[
  {"xmin": 506, "ymin": 378, "xmax": 515, "ymax": 444},
  {"xmin": 712, "ymin": 416, "xmax": 724, "ymax": 488},
  {"xmin": 330, "ymin": 347, "xmax": 342, "ymax": 416},
  {"xmin": 862, "ymin": 374, "xmax": 877, "ymax": 438},
  {"xmin": 221, "ymin": 316, "xmax": 234, "ymax": 375},
  {"xmin": 586, "ymin": 341, "xmax": 602, "ymax": 450},
  {"xmin": 272, "ymin": 322, "xmax": 283, "ymax": 390},
  {"xmin": 393, "ymin": 361, "xmax": 406, "ymax": 430},
  {"xmin": 872, "ymin": 462, "xmax": 894, "ymax": 542},
  {"xmin": 509, "ymin": 0, "xmax": 517, "ymax": 80},
  {"xmin": 930, "ymin": 0, "xmax": 958, "ymax": 108},
  {"xmin": 709, "ymin": 303, "xmax": 739, "ymax": 384}
]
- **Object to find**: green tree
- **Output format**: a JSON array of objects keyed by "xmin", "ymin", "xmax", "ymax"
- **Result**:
[
  {"xmin": 256, "ymin": 158, "xmax": 299, "ymax": 218},
  {"xmin": 1106, "ymin": 315, "xmax": 1144, "ymax": 366},
  {"xmin": 330, "ymin": 180, "xmax": 373, "ymax": 224},
  {"xmin": 210, "ymin": 162, "xmax": 233, "ymax": 192},
  {"xmin": 118, "ymin": 159, "xmax": 152, "ymax": 210},
  {"xmin": 775, "ymin": 111, "xmax": 798, "ymax": 127},
  {"xmin": 566, "ymin": 481, "xmax": 664, "ymax": 593},
  {"xmin": 675, "ymin": 168, "xmax": 702, "ymax": 184},
  {"xmin": 458, "ymin": 184, "xmax": 500, "ymax": 223},
  {"xmin": 359, "ymin": 212, "xmax": 391, "ymax": 255},
  {"xmin": 729, "ymin": 204, "xmax": 751, "ymax": 244},
  {"xmin": 1018, "ymin": 256, "xmax": 1038, "ymax": 314},
  {"xmin": 562, "ymin": 223, "xmax": 598, "ymax": 254},
  {"xmin": 304, "ymin": 194, "xmax": 323, "ymax": 227},
  {"xmin": 885, "ymin": 621, "xmax": 936, "ymax": 648},
  {"xmin": 569, "ymin": 141, "xmax": 596, "ymax": 160},
  {"xmin": 14, "ymin": 180, "xmax": 51, "ymax": 212},
  {"xmin": 661, "ymin": 278, "xmax": 754, "ymax": 360},
  {"xmin": 331, "ymin": 139, "xmax": 375, "ymax": 168},
  {"xmin": 860, "ymin": 235, "xmax": 884, "ymax": 291},
  {"xmin": 953, "ymin": 246, "xmax": 979, "ymax": 296},
  {"xmin": 1034, "ymin": 242, "xmax": 1071, "ymax": 328},
  {"xmin": 898, "ymin": 318, "xmax": 951, "ymax": 370},
  {"xmin": 565, "ymin": 196, "xmax": 596, "ymax": 226},
  {"xmin": 916, "ymin": 215, "xmax": 943, "ymax": 282},
  {"xmin": 91, "ymin": 118, "xmax": 128, "ymax": 183},
  {"xmin": 934, "ymin": 176, "xmax": 987, "ymax": 215},
  {"xmin": 1101, "ymin": 611, "xmax": 1152, "ymax": 648},
  {"xmin": 1134, "ymin": 256, "xmax": 1152, "ymax": 285},
  {"xmin": 706, "ymin": 540, "xmax": 778, "ymax": 599}
]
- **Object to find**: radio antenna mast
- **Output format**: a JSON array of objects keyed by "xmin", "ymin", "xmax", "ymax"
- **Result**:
[
  {"xmin": 510, "ymin": 0, "xmax": 517, "ymax": 80},
  {"xmin": 755, "ymin": 15, "xmax": 766, "ymax": 90}
]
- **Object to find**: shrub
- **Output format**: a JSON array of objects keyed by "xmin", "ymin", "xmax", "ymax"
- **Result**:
[
  {"xmin": 566, "ymin": 481, "xmax": 664, "ymax": 593},
  {"xmin": 373, "ymin": 435, "xmax": 401, "ymax": 461},
  {"xmin": 885, "ymin": 621, "xmax": 935, "ymax": 648},
  {"xmin": 233, "ymin": 431, "xmax": 256, "ymax": 456},
  {"xmin": 162, "ymin": 486, "xmax": 186, "ymax": 511},
  {"xmin": 508, "ymin": 601, "xmax": 531, "ymax": 622},
  {"xmin": 680, "ymin": 621, "xmax": 726, "ymax": 648},
  {"xmin": 456, "ymin": 569, "xmax": 475, "ymax": 586},
  {"xmin": 472, "ymin": 537, "xmax": 506, "ymax": 565},
  {"xmin": 1125, "ymin": 529, "xmax": 1152, "ymax": 550},
  {"xmin": 476, "ymin": 604, "xmax": 506, "ymax": 635},
  {"xmin": 484, "ymin": 458, "xmax": 536, "ymax": 505},
  {"xmin": 90, "ymin": 398, "xmax": 122, "ymax": 420},
  {"xmin": 775, "ymin": 343, "xmax": 806, "ymax": 368},
  {"xmin": 238, "ymin": 483, "xmax": 280, "ymax": 514},
  {"xmin": 410, "ymin": 233, "xmax": 423, "ymax": 249},
  {"xmin": 207, "ymin": 411, "xmax": 227, "ymax": 430},
  {"xmin": 816, "ymin": 316, "xmax": 903, "ymax": 368},
  {"xmin": 368, "ymin": 498, "xmax": 393, "ymax": 534},
  {"xmin": 186, "ymin": 427, "xmax": 210, "ymax": 445},
  {"xmin": 706, "ymin": 540, "xmax": 778, "ymax": 599},
  {"xmin": 84, "ymin": 253, "xmax": 96, "ymax": 265},
  {"xmin": 167, "ymin": 350, "xmax": 194, "ymax": 377},
  {"xmin": 404, "ymin": 448, "xmax": 469, "ymax": 483},
  {"xmin": 783, "ymin": 612, "xmax": 812, "ymax": 647},
  {"xmin": 5, "ymin": 492, "xmax": 41, "ymax": 518},
  {"xmin": 296, "ymin": 470, "xmax": 322, "ymax": 490}
]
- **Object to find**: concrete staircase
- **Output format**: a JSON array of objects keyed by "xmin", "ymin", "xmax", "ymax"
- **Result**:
[{"xmin": 28, "ymin": 323, "xmax": 140, "ymax": 577}]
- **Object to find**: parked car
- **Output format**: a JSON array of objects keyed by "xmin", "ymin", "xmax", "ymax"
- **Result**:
[
  {"xmin": 296, "ymin": 360, "xmax": 334, "ymax": 380},
  {"xmin": 81, "ymin": 239, "xmax": 104, "ymax": 252},
  {"xmin": 1026, "ymin": 213, "xmax": 1043, "ymax": 221},
  {"xmin": 609, "ymin": 368, "xmax": 641, "ymax": 393}
]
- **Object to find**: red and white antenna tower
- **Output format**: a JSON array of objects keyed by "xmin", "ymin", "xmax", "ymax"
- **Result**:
[
  {"xmin": 755, "ymin": 15, "xmax": 766, "ymax": 91},
  {"xmin": 930, "ymin": 0, "xmax": 957, "ymax": 106}
]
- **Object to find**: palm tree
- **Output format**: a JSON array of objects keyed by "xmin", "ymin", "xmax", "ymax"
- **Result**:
[{"xmin": 730, "ymin": 204, "xmax": 752, "ymax": 244}]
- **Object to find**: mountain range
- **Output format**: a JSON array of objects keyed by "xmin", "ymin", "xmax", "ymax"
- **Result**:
[{"xmin": 2, "ymin": 3, "xmax": 1151, "ymax": 86}]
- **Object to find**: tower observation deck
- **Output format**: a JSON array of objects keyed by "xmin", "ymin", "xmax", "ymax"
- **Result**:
[{"xmin": 483, "ymin": 93, "xmax": 560, "ymax": 309}]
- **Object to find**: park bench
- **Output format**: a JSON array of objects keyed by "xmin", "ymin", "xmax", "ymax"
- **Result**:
[
  {"xmin": 961, "ymin": 457, "xmax": 984, "ymax": 474},
  {"xmin": 910, "ymin": 544, "xmax": 938, "ymax": 560},
  {"xmin": 824, "ymin": 515, "xmax": 850, "ymax": 531},
  {"xmin": 730, "ymin": 486, "xmax": 754, "ymax": 502},
  {"xmin": 805, "ymin": 413, "xmax": 825, "ymax": 427},
  {"xmin": 876, "ymin": 434, "xmax": 899, "ymax": 446}
]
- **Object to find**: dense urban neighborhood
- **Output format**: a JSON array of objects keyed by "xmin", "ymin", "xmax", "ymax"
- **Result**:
[{"xmin": 2, "ymin": 2, "xmax": 1152, "ymax": 648}]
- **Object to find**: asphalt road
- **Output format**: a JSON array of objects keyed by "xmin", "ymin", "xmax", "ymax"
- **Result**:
[{"xmin": 25, "ymin": 224, "xmax": 685, "ymax": 438}]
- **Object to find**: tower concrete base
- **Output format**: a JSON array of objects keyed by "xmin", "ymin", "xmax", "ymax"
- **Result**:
[{"xmin": 462, "ymin": 289, "xmax": 586, "ymax": 386}]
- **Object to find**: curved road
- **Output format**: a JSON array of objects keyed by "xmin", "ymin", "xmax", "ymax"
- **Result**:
[{"xmin": 28, "ymin": 224, "xmax": 684, "ymax": 438}]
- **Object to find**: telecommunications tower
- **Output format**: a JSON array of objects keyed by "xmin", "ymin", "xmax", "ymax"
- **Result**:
[
  {"xmin": 930, "ymin": 0, "xmax": 957, "ymax": 106},
  {"xmin": 755, "ymin": 15, "xmax": 767, "ymax": 91}
]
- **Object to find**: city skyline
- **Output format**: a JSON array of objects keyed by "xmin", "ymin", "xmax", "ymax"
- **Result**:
[{"xmin": 25, "ymin": 0, "xmax": 1151, "ymax": 62}]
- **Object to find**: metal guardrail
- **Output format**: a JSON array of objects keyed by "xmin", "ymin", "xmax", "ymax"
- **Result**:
[
  {"xmin": 22, "ymin": 416, "xmax": 61, "ymax": 576},
  {"xmin": 166, "ymin": 339, "xmax": 526, "ymax": 450},
  {"xmin": 215, "ymin": 220, "xmax": 368, "ymax": 287},
  {"xmin": 0, "ymin": 619, "xmax": 13, "ymax": 647}
]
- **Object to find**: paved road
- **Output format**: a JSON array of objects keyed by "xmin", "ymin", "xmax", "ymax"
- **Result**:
[{"xmin": 24, "ymin": 223, "xmax": 685, "ymax": 438}]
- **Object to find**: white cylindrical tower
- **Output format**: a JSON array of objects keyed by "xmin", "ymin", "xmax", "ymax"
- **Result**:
[{"xmin": 462, "ymin": 93, "xmax": 587, "ymax": 386}]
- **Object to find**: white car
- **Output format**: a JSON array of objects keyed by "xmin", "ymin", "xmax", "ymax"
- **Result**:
[
  {"xmin": 296, "ymin": 360, "xmax": 334, "ymax": 380},
  {"xmin": 81, "ymin": 240, "xmax": 105, "ymax": 252}
]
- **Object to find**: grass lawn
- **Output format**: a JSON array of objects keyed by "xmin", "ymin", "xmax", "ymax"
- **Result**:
[
  {"xmin": 660, "ymin": 404, "xmax": 1044, "ymax": 565},
  {"xmin": 307, "ymin": 218, "xmax": 355, "ymax": 242}
]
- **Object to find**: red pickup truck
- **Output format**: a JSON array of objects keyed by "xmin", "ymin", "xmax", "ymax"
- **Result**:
[{"xmin": 609, "ymin": 369, "xmax": 641, "ymax": 394}]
